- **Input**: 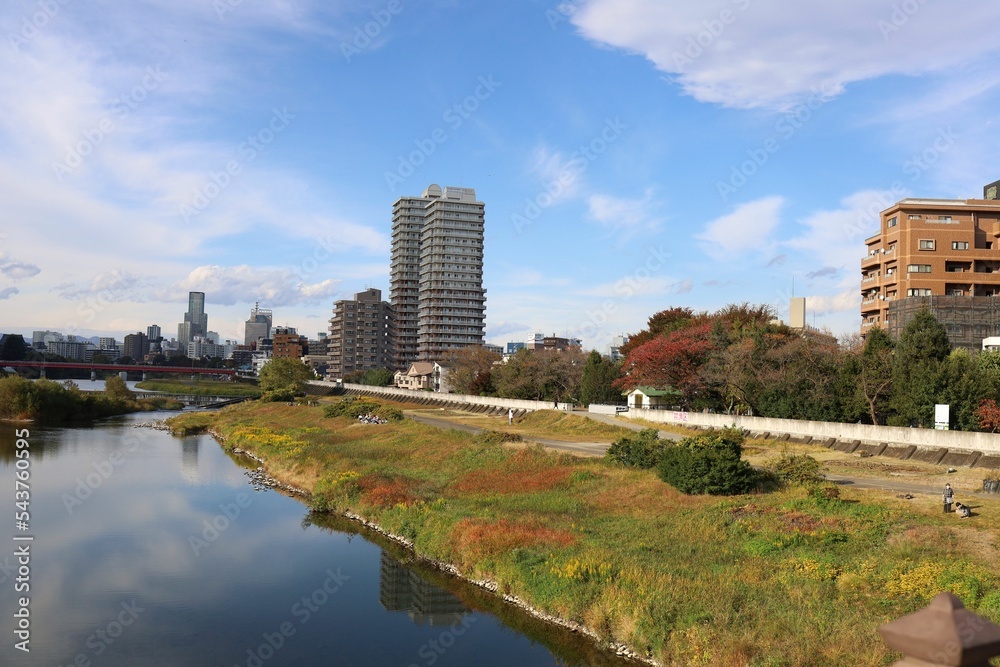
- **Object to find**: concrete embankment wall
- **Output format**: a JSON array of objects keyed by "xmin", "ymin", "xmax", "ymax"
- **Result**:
[
  {"xmin": 601, "ymin": 406, "xmax": 1000, "ymax": 468},
  {"xmin": 306, "ymin": 381, "xmax": 573, "ymax": 413}
]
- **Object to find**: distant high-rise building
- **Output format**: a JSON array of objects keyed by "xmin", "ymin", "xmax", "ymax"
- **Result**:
[
  {"xmin": 178, "ymin": 291, "xmax": 208, "ymax": 348},
  {"xmin": 98, "ymin": 337, "xmax": 118, "ymax": 351},
  {"xmin": 244, "ymin": 302, "xmax": 273, "ymax": 347},
  {"xmin": 147, "ymin": 324, "xmax": 162, "ymax": 352},
  {"xmin": 123, "ymin": 332, "xmax": 149, "ymax": 360},
  {"xmin": 389, "ymin": 184, "xmax": 485, "ymax": 368},
  {"xmin": 328, "ymin": 288, "xmax": 395, "ymax": 378}
]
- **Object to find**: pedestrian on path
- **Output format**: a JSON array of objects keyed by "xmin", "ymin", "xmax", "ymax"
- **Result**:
[
  {"xmin": 943, "ymin": 483, "xmax": 954, "ymax": 513},
  {"xmin": 508, "ymin": 408, "xmax": 513, "ymax": 425}
]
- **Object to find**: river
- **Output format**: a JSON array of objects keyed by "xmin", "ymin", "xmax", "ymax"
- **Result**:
[{"xmin": 0, "ymin": 411, "xmax": 630, "ymax": 666}]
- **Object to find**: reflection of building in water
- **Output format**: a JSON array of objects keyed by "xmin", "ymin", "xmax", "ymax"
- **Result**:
[
  {"xmin": 180, "ymin": 440, "xmax": 200, "ymax": 484},
  {"xmin": 379, "ymin": 552, "xmax": 469, "ymax": 625}
]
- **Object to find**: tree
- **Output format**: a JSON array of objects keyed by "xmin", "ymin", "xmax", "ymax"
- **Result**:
[
  {"xmin": 614, "ymin": 323, "xmax": 715, "ymax": 407},
  {"xmin": 855, "ymin": 327, "xmax": 894, "ymax": 425},
  {"xmin": 491, "ymin": 348, "xmax": 586, "ymax": 403},
  {"xmin": 578, "ymin": 350, "xmax": 622, "ymax": 406},
  {"xmin": 258, "ymin": 357, "xmax": 315, "ymax": 394},
  {"xmin": 974, "ymin": 398, "xmax": 1000, "ymax": 432},
  {"xmin": 104, "ymin": 375, "xmax": 135, "ymax": 402},
  {"xmin": 444, "ymin": 346, "xmax": 502, "ymax": 395},
  {"xmin": 343, "ymin": 368, "xmax": 394, "ymax": 386},
  {"xmin": 937, "ymin": 348, "xmax": 991, "ymax": 431},
  {"xmin": 889, "ymin": 310, "xmax": 950, "ymax": 427}
]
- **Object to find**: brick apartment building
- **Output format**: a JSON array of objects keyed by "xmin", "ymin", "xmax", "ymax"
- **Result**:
[
  {"xmin": 327, "ymin": 288, "xmax": 395, "ymax": 378},
  {"xmin": 862, "ymin": 183, "xmax": 1000, "ymax": 349}
]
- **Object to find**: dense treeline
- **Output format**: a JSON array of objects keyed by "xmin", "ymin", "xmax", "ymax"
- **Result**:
[
  {"xmin": 444, "ymin": 303, "xmax": 1000, "ymax": 430},
  {"xmin": 616, "ymin": 304, "xmax": 1000, "ymax": 430},
  {"xmin": 0, "ymin": 375, "xmax": 182, "ymax": 422}
]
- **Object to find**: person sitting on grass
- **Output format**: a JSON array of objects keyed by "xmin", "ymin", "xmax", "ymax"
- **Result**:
[{"xmin": 954, "ymin": 501, "xmax": 971, "ymax": 518}]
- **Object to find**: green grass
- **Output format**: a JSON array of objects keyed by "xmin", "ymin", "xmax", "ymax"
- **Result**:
[
  {"xmin": 167, "ymin": 402, "xmax": 1000, "ymax": 667},
  {"xmin": 136, "ymin": 379, "xmax": 261, "ymax": 398}
]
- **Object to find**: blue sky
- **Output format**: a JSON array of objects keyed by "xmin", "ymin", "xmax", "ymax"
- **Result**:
[{"xmin": 2, "ymin": 0, "xmax": 1000, "ymax": 351}]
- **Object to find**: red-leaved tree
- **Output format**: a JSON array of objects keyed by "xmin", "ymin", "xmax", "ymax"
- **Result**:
[
  {"xmin": 614, "ymin": 323, "xmax": 714, "ymax": 406},
  {"xmin": 975, "ymin": 398, "xmax": 1000, "ymax": 433}
]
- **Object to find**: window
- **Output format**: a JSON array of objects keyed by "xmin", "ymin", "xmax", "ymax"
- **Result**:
[
  {"xmin": 907, "ymin": 264, "xmax": 932, "ymax": 273},
  {"xmin": 918, "ymin": 239, "xmax": 935, "ymax": 250},
  {"xmin": 947, "ymin": 289, "xmax": 964, "ymax": 296},
  {"xmin": 908, "ymin": 214, "xmax": 921, "ymax": 220},
  {"xmin": 886, "ymin": 216, "xmax": 898, "ymax": 228},
  {"xmin": 952, "ymin": 241, "xmax": 969, "ymax": 250},
  {"xmin": 907, "ymin": 288, "xmax": 933, "ymax": 296}
]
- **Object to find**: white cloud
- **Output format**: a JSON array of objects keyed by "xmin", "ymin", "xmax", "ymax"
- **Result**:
[
  {"xmin": 487, "ymin": 321, "xmax": 531, "ymax": 338},
  {"xmin": 0, "ymin": 287, "xmax": 18, "ymax": 300},
  {"xmin": 805, "ymin": 288, "xmax": 859, "ymax": 315},
  {"xmin": 697, "ymin": 196, "xmax": 783, "ymax": 260},
  {"xmin": 586, "ymin": 188, "xmax": 663, "ymax": 235},
  {"xmin": 168, "ymin": 265, "xmax": 342, "ymax": 307},
  {"xmin": 571, "ymin": 0, "xmax": 1000, "ymax": 109}
]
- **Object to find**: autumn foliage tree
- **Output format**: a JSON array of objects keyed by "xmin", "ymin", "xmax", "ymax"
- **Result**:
[{"xmin": 615, "ymin": 323, "xmax": 714, "ymax": 407}]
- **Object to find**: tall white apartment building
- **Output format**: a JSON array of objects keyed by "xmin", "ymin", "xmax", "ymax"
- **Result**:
[{"xmin": 389, "ymin": 184, "xmax": 485, "ymax": 368}]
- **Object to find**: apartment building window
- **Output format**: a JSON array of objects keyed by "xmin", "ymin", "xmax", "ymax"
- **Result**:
[
  {"xmin": 947, "ymin": 289, "xmax": 964, "ymax": 296},
  {"xmin": 907, "ymin": 264, "xmax": 932, "ymax": 273},
  {"xmin": 908, "ymin": 214, "xmax": 921, "ymax": 220},
  {"xmin": 887, "ymin": 216, "xmax": 898, "ymax": 228},
  {"xmin": 907, "ymin": 288, "xmax": 933, "ymax": 296},
  {"xmin": 918, "ymin": 240, "xmax": 935, "ymax": 250},
  {"xmin": 952, "ymin": 241, "xmax": 969, "ymax": 250}
]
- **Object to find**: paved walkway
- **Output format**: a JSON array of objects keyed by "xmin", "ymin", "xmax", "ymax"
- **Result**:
[{"xmin": 406, "ymin": 410, "xmax": 1000, "ymax": 502}]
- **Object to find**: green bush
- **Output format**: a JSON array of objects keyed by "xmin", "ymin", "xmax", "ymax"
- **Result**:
[
  {"xmin": 765, "ymin": 453, "xmax": 825, "ymax": 487},
  {"xmin": 262, "ymin": 387, "xmax": 297, "ymax": 402},
  {"xmin": 605, "ymin": 428, "xmax": 667, "ymax": 469},
  {"xmin": 656, "ymin": 428, "xmax": 758, "ymax": 495},
  {"xmin": 322, "ymin": 398, "xmax": 403, "ymax": 422}
]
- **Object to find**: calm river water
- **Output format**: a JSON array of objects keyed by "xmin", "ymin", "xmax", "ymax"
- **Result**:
[{"xmin": 0, "ymin": 411, "xmax": 629, "ymax": 666}]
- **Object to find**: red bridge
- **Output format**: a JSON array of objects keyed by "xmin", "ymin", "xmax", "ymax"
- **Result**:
[{"xmin": 1, "ymin": 360, "xmax": 235, "ymax": 379}]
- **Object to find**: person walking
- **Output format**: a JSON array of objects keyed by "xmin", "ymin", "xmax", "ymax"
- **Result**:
[
  {"xmin": 508, "ymin": 408, "xmax": 513, "ymax": 425},
  {"xmin": 943, "ymin": 483, "xmax": 954, "ymax": 513}
]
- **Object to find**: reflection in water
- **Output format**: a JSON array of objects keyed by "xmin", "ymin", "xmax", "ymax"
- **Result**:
[
  {"xmin": 379, "ymin": 552, "xmax": 469, "ymax": 625},
  {"xmin": 180, "ymin": 438, "xmax": 199, "ymax": 484}
]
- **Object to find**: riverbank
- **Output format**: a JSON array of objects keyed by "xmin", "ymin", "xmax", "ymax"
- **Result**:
[
  {"xmin": 135, "ymin": 378, "xmax": 262, "ymax": 398},
  {"xmin": 167, "ymin": 401, "xmax": 1000, "ymax": 666}
]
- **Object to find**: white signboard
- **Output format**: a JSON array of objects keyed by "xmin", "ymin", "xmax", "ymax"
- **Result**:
[{"xmin": 934, "ymin": 404, "xmax": 950, "ymax": 430}]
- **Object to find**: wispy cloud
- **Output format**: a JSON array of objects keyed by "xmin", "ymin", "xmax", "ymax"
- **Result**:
[
  {"xmin": 697, "ymin": 196, "xmax": 783, "ymax": 260},
  {"xmin": 571, "ymin": 0, "xmax": 1000, "ymax": 109}
]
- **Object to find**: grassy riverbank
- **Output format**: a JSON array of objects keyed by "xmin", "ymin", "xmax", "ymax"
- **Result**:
[
  {"xmin": 168, "ymin": 402, "xmax": 1000, "ymax": 666},
  {"xmin": 135, "ymin": 379, "xmax": 262, "ymax": 398}
]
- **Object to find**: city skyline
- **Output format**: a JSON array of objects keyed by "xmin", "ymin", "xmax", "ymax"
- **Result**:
[{"xmin": 2, "ymin": 2, "xmax": 1000, "ymax": 351}]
